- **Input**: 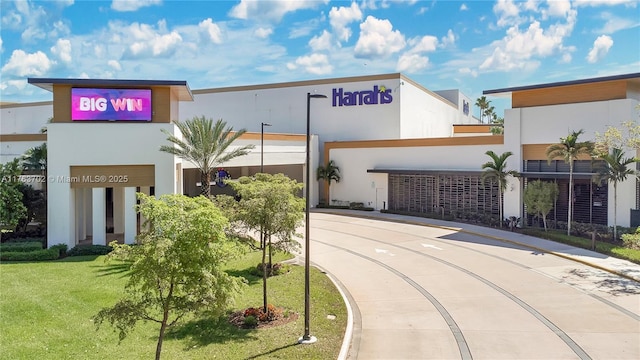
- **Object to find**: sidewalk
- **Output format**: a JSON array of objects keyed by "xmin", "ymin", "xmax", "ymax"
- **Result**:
[{"xmin": 312, "ymin": 208, "xmax": 640, "ymax": 283}]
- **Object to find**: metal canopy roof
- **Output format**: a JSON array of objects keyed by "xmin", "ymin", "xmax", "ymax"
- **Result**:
[
  {"xmin": 27, "ymin": 78, "xmax": 193, "ymax": 101},
  {"xmin": 483, "ymin": 72, "xmax": 640, "ymax": 96}
]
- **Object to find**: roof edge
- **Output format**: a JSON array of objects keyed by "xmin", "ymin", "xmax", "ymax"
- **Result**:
[{"xmin": 483, "ymin": 72, "xmax": 640, "ymax": 95}]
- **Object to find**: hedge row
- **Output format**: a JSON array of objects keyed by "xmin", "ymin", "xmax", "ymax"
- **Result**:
[
  {"xmin": 0, "ymin": 241, "xmax": 43, "ymax": 252},
  {"xmin": 1, "ymin": 247, "xmax": 60, "ymax": 261}
]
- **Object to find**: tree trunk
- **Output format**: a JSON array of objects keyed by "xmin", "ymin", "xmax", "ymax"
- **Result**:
[
  {"xmin": 155, "ymin": 284, "xmax": 173, "ymax": 360},
  {"xmin": 567, "ymin": 161, "xmax": 574, "ymax": 236},
  {"xmin": 262, "ymin": 232, "xmax": 268, "ymax": 315},
  {"xmin": 268, "ymin": 234, "xmax": 273, "ymax": 275},
  {"xmin": 200, "ymin": 170, "xmax": 211, "ymax": 197},
  {"xmin": 542, "ymin": 213, "xmax": 548, "ymax": 232},
  {"xmin": 613, "ymin": 183, "xmax": 617, "ymax": 241},
  {"xmin": 498, "ymin": 188, "xmax": 503, "ymax": 228}
]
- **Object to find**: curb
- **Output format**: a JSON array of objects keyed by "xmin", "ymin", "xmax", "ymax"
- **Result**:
[{"xmin": 314, "ymin": 210, "xmax": 640, "ymax": 283}]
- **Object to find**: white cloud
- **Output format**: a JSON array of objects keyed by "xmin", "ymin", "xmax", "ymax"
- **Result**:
[
  {"xmin": 255, "ymin": 27, "xmax": 273, "ymax": 39},
  {"xmin": 545, "ymin": 0, "xmax": 571, "ymax": 18},
  {"xmin": 460, "ymin": 4, "xmax": 468, "ymax": 11},
  {"xmin": 494, "ymin": 0, "xmax": 521, "ymax": 27},
  {"xmin": 595, "ymin": 12, "xmax": 639, "ymax": 34},
  {"xmin": 198, "ymin": 18, "xmax": 223, "ymax": 44},
  {"xmin": 287, "ymin": 53, "xmax": 333, "ymax": 75},
  {"xmin": 111, "ymin": 0, "xmax": 162, "ymax": 12},
  {"xmin": 396, "ymin": 53, "xmax": 429, "ymax": 73},
  {"xmin": 51, "ymin": 39, "xmax": 72, "ymax": 63},
  {"xmin": 229, "ymin": 0, "xmax": 327, "ymax": 22},
  {"xmin": 480, "ymin": 7, "xmax": 577, "ymax": 72},
  {"xmin": 575, "ymin": 0, "xmax": 637, "ymax": 7},
  {"xmin": 354, "ymin": 16, "xmax": 406, "ymax": 59},
  {"xmin": 329, "ymin": 2, "xmax": 363, "ymax": 42},
  {"xmin": 309, "ymin": 30, "xmax": 333, "ymax": 51},
  {"xmin": 108, "ymin": 60, "xmax": 122, "ymax": 71},
  {"xmin": 1, "ymin": 50, "xmax": 53, "ymax": 77},
  {"xmin": 587, "ymin": 35, "xmax": 613, "ymax": 63},
  {"xmin": 118, "ymin": 21, "xmax": 183, "ymax": 58},
  {"xmin": 0, "ymin": 36, "xmax": 3, "ymax": 53},
  {"xmin": 459, "ymin": 67, "xmax": 478, "ymax": 77},
  {"xmin": 440, "ymin": 29, "xmax": 456, "ymax": 48},
  {"xmin": 408, "ymin": 35, "xmax": 438, "ymax": 53}
]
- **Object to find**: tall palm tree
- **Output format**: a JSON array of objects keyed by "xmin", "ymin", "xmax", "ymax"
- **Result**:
[
  {"xmin": 481, "ymin": 150, "xmax": 519, "ymax": 228},
  {"xmin": 475, "ymin": 96, "xmax": 490, "ymax": 123},
  {"xmin": 160, "ymin": 116, "xmax": 255, "ymax": 198},
  {"xmin": 316, "ymin": 160, "xmax": 341, "ymax": 205},
  {"xmin": 546, "ymin": 129, "xmax": 593, "ymax": 236},
  {"xmin": 593, "ymin": 148, "xmax": 639, "ymax": 241}
]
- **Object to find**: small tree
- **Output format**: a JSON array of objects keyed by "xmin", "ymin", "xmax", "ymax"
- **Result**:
[
  {"xmin": 481, "ymin": 151, "xmax": 519, "ymax": 228},
  {"xmin": 0, "ymin": 159, "xmax": 27, "ymax": 231},
  {"xmin": 160, "ymin": 116, "xmax": 254, "ymax": 197},
  {"xmin": 94, "ymin": 194, "xmax": 246, "ymax": 360},
  {"xmin": 523, "ymin": 180, "xmax": 559, "ymax": 231},
  {"xmin": 546, "ymin": 130, "xmax": 594, "ymax": 236},
  {"xmin": 219, "ymin": 173, "xmax": 304, "ymax": 314},
  {"xmin": 317, "ymin": 160, "xmax": 341, "ymax": 205}
]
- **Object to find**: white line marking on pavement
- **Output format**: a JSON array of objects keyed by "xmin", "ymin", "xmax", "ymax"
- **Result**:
[{"xmin": 422, "ymin": 243, "xmax": 443, "ymax": 250}]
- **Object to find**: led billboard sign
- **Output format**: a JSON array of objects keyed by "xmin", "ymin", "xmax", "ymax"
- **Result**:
[{"xmin": 71, "ymin": 88, "xmax": 152, "ymax": 121}]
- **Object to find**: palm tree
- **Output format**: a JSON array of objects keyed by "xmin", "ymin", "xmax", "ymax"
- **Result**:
[
  {"xmin": 475, "ymin": 96, "xmax": 490, "ymax": 123},
  {"xmin": 316, "ymin": 160, "xmax": 341, "ymax": 205},
  {"xmin": 160, "ymin": 116, "xmax": 255, "ymax": 198},
  {"xmin": 546, "ymin": 130, "xmax": 593, "ymax": 236},
  {"xmin": 22, "ymin": 143, "xmax": 47, "ymax": 192},
  {"xmin": 593, "ymin": 148, "xmax": 639, "ymax": 241},
  {"xmin": 481, "ymin": 151, "xmax": 519, "ymax": 228}
]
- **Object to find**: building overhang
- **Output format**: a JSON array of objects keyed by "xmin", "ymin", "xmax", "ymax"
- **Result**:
[
  {"xmin": 519, "ymin": 172, "xmax": 596, "ymax": 180},
  {"xmin": 367, "ymin": 169, "xmax": 485, "ymax": 176},
  {"xmin": 27, "ymin": 78, "xmax": 194, "ymax": 101}
]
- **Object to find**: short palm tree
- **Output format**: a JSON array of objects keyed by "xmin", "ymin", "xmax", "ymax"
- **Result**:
[
  {"xmin": 593, "ymin": 148, "xmax": 639, "ymax": 241},
  {"xmin": 481, "ymin": 150, "xmax": 519, "ymax": 227},
  {"xmin": 546, "ymin": 129, "xmax": 593, "ymax": 236},
  {"xmin": 22, "ymin": 143, "xmax": 47, "ymax": 193},
  {"xmin": 317, "ymin": 160, "xmax": 341, "ymax": 205},
  {"xmin": 160, "ymin": 116, "xmax": 254, "ymax": 197}
]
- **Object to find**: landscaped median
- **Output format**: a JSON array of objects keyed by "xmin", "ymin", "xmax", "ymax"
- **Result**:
[{"xmin": 0, "ymin": 249, "xmax": 348, "ymax": 359}]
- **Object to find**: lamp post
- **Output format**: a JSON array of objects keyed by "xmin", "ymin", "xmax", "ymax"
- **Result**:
[
  {"xmin": 261, "ymin": 122, "xmax": 271, "ymax": 173},
  {"xmin": 299, "ymin": 92, "xmax": 327, "ymax": 345}
]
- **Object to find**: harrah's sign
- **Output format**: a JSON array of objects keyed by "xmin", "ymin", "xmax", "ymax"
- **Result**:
[{"xmin": 332, "ymin": 85, "xmax": 393, "ymax": 107}]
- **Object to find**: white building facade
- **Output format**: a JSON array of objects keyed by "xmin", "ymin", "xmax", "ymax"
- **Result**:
[{"xmin": 1, "ymin": 73, "xmax": 638, "ymax": 248}]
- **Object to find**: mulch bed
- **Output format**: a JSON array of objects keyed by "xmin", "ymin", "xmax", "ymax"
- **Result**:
[{"xmin": 228, "ymin": 308, "xmax": 299, "ymax": 329}]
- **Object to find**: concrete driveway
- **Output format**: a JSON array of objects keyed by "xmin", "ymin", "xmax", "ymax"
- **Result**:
[{"xmin": 307, "ymin": 212, "xmax": 640, "ymax": 360}]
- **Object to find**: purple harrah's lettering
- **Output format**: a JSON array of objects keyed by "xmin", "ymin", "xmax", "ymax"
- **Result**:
[{"xmin": 332, "ymin": 85, "xmax": 393, "ymax": 107}]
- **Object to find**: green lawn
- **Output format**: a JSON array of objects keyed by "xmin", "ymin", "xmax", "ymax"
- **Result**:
[
  {"xmin": 0, "ymin": 250, "xmax": 347, "ymax": 359},
  {"xmin": 519, "ymin": 228, "xmax": 640, "ymax": 264}
]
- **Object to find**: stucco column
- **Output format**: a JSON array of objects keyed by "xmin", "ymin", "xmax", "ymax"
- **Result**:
[
  {"xmin": 84, "ymin": 187, "xmax": 93, "ymax": 237},
  {"xmin": 92, "ymin": 187, "xmax": 106, "ymax": 245},
  {"xmin": 113, "ymin": 187, "xmax": 124, "ymax": 234},
  {"xmin": 124, "ymin": 187, "xmax": 137, "ymax": 244},
  {"xmin": 75, "ymin": 188, "xmax": 84, "ymax": 244}
]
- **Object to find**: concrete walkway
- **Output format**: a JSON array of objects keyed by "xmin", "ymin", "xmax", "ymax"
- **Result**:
[{"xmin": 308, "ymin": 209, "xmax": 640, "ymax": 360}]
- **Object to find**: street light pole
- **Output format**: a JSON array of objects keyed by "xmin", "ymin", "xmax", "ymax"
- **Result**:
[
  {"xmin": 299, "ymin": 92, "xmax": 327, "ymax": 345},
  {"xmin": 261, "ymin": 122, "xmax": 271, "ymax": 174}
]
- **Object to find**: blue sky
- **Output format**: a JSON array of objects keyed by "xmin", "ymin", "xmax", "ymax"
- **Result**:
[{"xmin": 1, "ymin": 0, "xmax": 639, "ymax": 118}]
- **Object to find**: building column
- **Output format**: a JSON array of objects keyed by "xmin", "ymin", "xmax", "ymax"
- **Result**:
[
  {"xmin": 139, "ymin": 186, "xmax": 150, "ymax": 232},
  {"xmin": 113, "ymin": 187, "xmax": 125, "ymax": 235},
  {"xmin": 75, "ymin": 188, "xmax": 85, "ymax": 244},
  {"xmin": 124, "ymin": 187, "xmax": 137, "ymax": 244},
  {"xmin": 84, "ymin": 188, "xmax": 93, "ymax": 237},
  {"xmin": 92, "ymin": 187, "xmax": 106, "ymax": 245}
]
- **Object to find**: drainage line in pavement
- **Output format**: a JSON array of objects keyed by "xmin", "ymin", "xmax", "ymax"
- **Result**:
[{"xmin": 315, "ymin": 239, "xmax": 474, "ymax": 360}]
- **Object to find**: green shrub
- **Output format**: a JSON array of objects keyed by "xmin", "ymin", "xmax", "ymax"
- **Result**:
[
  {"xmin": 67, "ymin": 244, "xmax": 113, "ymax": 256},
  {"xmin": 0, "ymin": 241, "xmax": 42, "ymax": 252},
  {"xmin": 1, "ymin": 248, "xmax": 60, "ymax": 261},
  {"xmin": 50, "ymin": 244, "xmax": 68, "ymax": 257},
  {"xmin": 243, "ymin": 315, "xmax": 258, "ymax": 328},
  {"xmin": 621, "ymin": 228, "xmax": 640, "ymax": 250},
  {"xmin": 251, "ymin": 262, "xmax": 290, "ymax": 277},
  {"xmin": 3, "ymin": 237, "xmax": 46, "ymax": 246}
]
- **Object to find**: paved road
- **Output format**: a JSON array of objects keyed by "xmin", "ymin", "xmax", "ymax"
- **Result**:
[{"xmin": 307, "ymin": 212, "xmax": 640, "ymax": 360}]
